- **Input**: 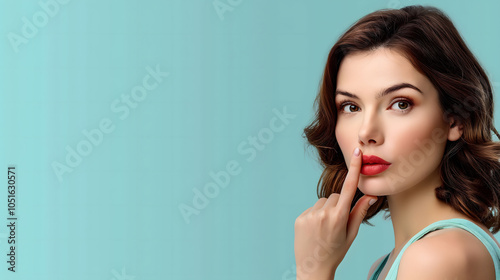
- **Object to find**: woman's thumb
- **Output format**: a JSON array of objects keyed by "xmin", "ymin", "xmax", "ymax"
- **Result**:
[{"xmin": 346, "ymin": 196, "xmax": 378, "ymax": 243}]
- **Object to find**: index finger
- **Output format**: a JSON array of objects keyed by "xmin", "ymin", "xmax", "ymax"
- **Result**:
[{"xmin": 337, "ymin": 147, "xmax": 362, "ymax": 210}]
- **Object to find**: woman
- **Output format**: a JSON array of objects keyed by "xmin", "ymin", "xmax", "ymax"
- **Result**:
[{"xmin": 294, "ymin": 5, "xmax": 500, "ymax": 280}]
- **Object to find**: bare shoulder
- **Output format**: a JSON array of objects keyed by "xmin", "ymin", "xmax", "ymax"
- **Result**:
[
  {"xmin": 366, "ymin": 254, "xmax": 388, "ymax": 280},
  {"xmin": 397, "ymin": 228, "xmax": 496, "ymax": 280}
]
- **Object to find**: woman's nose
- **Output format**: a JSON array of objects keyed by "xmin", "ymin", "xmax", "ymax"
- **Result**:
[{"xmin": 358, "ymin": 113, "xmax": 383, "ymax": 145}]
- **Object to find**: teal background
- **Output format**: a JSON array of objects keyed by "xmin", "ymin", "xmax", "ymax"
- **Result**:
[{"xmin": 0, "ymin": 0, "xmax": 499, "ymax": 279}]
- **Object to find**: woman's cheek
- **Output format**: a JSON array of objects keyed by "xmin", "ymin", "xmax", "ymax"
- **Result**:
[
  {"xmin": 388, "ymin": 122, "xmax": 443, "ymax": 167},
  {"xmin": 335, "ymin": 122, "xmax": 354, "ymax": 163}
]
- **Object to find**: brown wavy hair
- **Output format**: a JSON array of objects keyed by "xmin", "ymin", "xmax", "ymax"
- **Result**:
[{"xmin": 303, "ymin": 5, "xmax": 500, "ymax": 233}]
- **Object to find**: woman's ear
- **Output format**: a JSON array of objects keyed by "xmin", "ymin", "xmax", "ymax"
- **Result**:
[{"xmin": 447, "ymin": 117, "xmax": 464, "ymax": 141}]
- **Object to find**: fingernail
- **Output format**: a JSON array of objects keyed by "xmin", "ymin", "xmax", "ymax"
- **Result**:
[
  {"xmin": 369, "ymin": 198, "xmax": 378, "ymax": 206},
  {"xmin": 354, "ymin": 147, "xmax": 360, "ymax": 157}
]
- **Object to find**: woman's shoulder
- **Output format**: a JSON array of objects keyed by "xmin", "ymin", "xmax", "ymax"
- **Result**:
[{"xmin": 397, "ymin": 227, "xmax": 496, "ymax": 279}]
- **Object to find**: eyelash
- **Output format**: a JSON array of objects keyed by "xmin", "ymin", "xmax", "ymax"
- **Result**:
[{"xmin": 337, "ymin": 97, "xmax": 414, "ymax": 114}]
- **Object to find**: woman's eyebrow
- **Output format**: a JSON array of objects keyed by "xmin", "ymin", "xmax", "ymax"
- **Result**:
[{"xmin": 335, "ymin": 82, "xmax": 423, "ymax": 99}]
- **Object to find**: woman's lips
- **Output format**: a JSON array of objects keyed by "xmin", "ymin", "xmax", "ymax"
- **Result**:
[
  {"xmin": 361, "ymin": 155, "xmax": 391, "ymax": 175},
  {"xmin": 361, "ymin": 164, "xmax": 391, "ymax": 175}
]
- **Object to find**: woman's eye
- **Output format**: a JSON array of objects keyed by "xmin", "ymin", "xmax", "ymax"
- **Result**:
[
  {"xmin": 390, "ymin": 100, "xmax": 412, "ymax": 111},
  {"xmin": 338, "ymin": 99, "xmax": 412, "ymax": 114},
  {"xmin": 341, "ymin": 104, "xmax": 360, "ymax": 113}
]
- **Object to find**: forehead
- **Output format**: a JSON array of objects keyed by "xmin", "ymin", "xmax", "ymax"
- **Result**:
[{"xmin": 335, "ymin": 48, "xmax": 434, "ymax": 97}]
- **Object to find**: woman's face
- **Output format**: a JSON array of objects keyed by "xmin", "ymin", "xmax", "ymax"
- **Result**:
[{"xmin": 334, "ymin": 47, "xmax": 461, "ymax": 196}]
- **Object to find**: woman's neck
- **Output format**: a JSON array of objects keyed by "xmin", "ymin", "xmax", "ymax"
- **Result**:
[{"xmin": 385, "ymin": 169, "xmax": 471, "ymax": 254}]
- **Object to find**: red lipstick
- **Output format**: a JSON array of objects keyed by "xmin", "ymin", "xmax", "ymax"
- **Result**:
[{"xmin": 361, "ymin": 155, "xmax": 391, "ymax": 175}]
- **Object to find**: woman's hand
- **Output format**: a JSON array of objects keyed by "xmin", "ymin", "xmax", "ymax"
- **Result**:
[{"xmin": 294, "ymin": 147, "xmax": 378, "ymax": 280}]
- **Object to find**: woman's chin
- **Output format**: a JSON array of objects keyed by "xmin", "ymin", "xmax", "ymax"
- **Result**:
[{"xmin": 357, "ymin": 181, "xmax": 392, "ymax": 196}]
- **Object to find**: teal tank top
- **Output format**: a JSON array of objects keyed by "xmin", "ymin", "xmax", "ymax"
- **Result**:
[{"xmin": 369, "ymin": 218, "xmax": 500, "ymax": 280}]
